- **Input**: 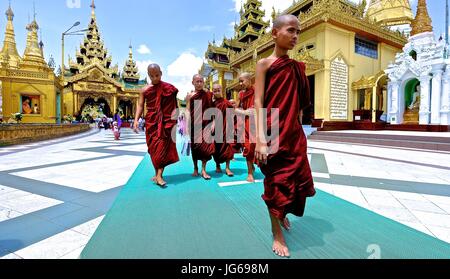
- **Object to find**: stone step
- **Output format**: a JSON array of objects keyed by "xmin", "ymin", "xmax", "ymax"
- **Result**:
[
  {"xmin": 308, "ymin": 134, "xmax": 450, "ymax": 152},
  {"xmin": 311, "ymin": 131, "xmax": 450, "ymax": 143}
]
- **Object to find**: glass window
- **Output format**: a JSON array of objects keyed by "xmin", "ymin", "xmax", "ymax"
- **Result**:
[{"xmin": 355, "ymin": 36, "xmax": 378, "ymax": 59}]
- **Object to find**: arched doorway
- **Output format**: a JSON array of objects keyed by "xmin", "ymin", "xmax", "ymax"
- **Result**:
[
  {"xmin": 118, "ymin": 99, "xmax": 133, "ymax": 120},
  {"xmin": 403, "ymin": 78, "xmax": 420, "ymax": 124},
  {"xmin": 79, "ymin": 97, "xmax": 112, "ymax": 122},
  {"xmin": 302, "ymin": 75, "xmax": 315, "ymax": 125}
]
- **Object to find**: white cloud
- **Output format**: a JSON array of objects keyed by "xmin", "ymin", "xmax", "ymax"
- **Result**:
[
  {"xmin": 167, "ymin": 51, "xmax": 204, "ymax": 100},
  {"xmin": 137, "ymin": 44, "xmax": 151, "ymax": 55},
  {"xmin": 136, "ymin": 60, "xmax": 156, "ymax": 80},
  {"xmin": 189, "ymin": 25, "xmax": 215, "ymax": 32}
]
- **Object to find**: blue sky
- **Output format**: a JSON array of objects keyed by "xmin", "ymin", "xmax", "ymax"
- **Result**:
[{"xmin": 1, "ymin": 0, "xmax": 449, "ymax": 97}]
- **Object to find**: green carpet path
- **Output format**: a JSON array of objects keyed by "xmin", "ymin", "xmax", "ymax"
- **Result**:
[{"xmin": 81, "ymin": 140, "xmax": 450, "ymax": 259}]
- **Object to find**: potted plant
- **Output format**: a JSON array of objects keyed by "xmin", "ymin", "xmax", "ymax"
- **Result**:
[{"xmin": 12, "ymin": 113, "xmax": 23, "ymax": 123}]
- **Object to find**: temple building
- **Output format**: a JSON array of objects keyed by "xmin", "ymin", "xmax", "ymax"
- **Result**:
[
  {"xmin": 63, "ymin": 0, "xmax": 146, "ymax": 120},
  {"xmin": 0, "ymin": 1, "xmax": 146, "ymax": 124},
  {"xmin": 385, "ymin": 0, "xmax": 450, "ymax": 126},
  {"xmin": 201, "ymin": 0, "xmax": 413, "ymax": 125},
  {"xmin": 0, "ymin": 4, "xmax": 62, "ymax": 124}
]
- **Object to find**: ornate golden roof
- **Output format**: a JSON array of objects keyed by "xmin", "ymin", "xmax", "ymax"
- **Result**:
[
  {"xmin": 69, "ymin": 0, "xmax": 118, "ymax": 78},
  {"xmin": 410, "ymin": 0, "xmax": 433, "ymax": 36},
  {"xmin": 366, "ymin": 0, "xmax": 413, "ymax": 27},
  {"xmin": 229, "ymin": 0, "xmax": 408, "ymax": 67},
  {"xmin": 0, "ymin": 3, "xmax": 21, "ymax": 68},
  {"xmin": 122, "ymin": 44, "xmax": 140, "ymax": 82},
  {"xmin": 235, "ymin": 0, "xmax": 269, "ymax": 44}
]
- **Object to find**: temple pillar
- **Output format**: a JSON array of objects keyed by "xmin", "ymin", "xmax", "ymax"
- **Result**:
[
  {"xmin": 372, "ymin": 87, "xmax": 377, "ymax": 122},
  {"xmin": 113, "ymin": 96, "xmax": 117, "ymax": 114},
  {"xmin": 441, "ymin": 71, "xmax": 450, "ymax": 125},
  {"xmin": 430, "ymin": 70, "xmax": 443, "ymax": 124},
  {"xmin": 388, "ymin": 81, "xmax": 401, "ymax": 124},
  {"xmin": 73, "ymin": 92, "xmax": 79, "ymax": 116},
  {"xmin": 419, "ymin": 75, "xmax": 432, "ymax": 125}
]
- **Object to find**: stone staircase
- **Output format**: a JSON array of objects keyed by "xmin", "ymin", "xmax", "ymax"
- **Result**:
[{"xmin": 308, "ymin": 131, "xmax": 450, "ymax": 152}]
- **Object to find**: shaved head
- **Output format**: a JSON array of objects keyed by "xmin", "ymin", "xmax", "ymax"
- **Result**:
[
  {"xmin": 193, "ymin": 74, "xmax": 203, "ymax": 81},
  {"xmin": 239, "ymin": 72, "xmax": 252, "ymax": 80},
  {"xmin": 148, "ymin": 63, "xmax": 161, "ymax": 72},
  {"xmin": 273, "ymin": 14, "xmax": 299, "ymax": 30}
]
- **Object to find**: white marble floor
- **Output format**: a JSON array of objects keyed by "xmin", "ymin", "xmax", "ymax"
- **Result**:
[
  {"xmin": 1, "ymin": 127, "xmax": 449, "ymax": 259},
  {"xmin": 0, "ymin": 128, "xmax": 147, "ymax": 259}
]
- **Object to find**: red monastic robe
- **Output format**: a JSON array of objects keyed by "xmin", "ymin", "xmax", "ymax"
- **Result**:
[
  {"xmin": 189, "ymin": 90, "xmax": 215, "ymax": 162},
  {"xmin": 260, "ymin": 55, "xmax": 316, "ymax": 220},
  {"xmin": 144, "ymin": 81, "xmax": 180, "ymax": 169},
  {"xmin": 213, "ymin": 97, "xmax": 234, "ymax": 164},
  {"xmin": 239, "ymin": 87, "xmax": 256, "ymax": 162}
]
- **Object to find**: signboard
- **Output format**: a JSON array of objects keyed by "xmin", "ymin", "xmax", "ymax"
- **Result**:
[{"xmin": 330, "ymin": 56, "xmax": 349, "ymax": 120}]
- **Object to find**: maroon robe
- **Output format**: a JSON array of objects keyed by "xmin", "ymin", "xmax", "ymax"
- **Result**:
[
  {"xmin": 239, "ymin": 88, "xmax": 256, "ymax": 162},
  {"xmin": 213, "ymin": 97, "xmax": 234, "ymax": 164},
  {"xmin": 189, "ymin": 90, "xmax": 215, "ymax": 161},
  {"xmin": 260, "ymin": 55, "xmax": 316, "ymax": 220},
  {"xmin": 144, "ymin": 81, "xmax": 180, "ymax": 169}
]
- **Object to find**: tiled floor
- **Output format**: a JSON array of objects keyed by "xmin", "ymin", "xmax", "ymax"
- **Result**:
[
  {"xmin": 0, "ymin": 128, "xmax": 147, "ymax": 259},
  {"xmin": 0, "ymin": 127, "xmax": 449, "ymax": 259}
]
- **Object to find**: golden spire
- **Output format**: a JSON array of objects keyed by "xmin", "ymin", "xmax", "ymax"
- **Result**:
[
  {"xmin": 410, "ymin": 0, "xmax": 433, "ymax": 36},
  {"xmin": 22, "ymin": 5, "xmax": 46, "ymax": 68},
  {"xmin": 91, "ymin": 0, "xmax": 96, "ymax": 19},
  {"xmin": 0, "ymin": 1, "xmax": 21, "ymax": 68},
  {"xmin": 123, "ymin": 43, "xmax": 140, "ymax": 82}
]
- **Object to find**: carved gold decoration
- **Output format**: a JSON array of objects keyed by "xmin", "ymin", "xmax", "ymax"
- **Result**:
[
  {"xmin": 294, "ymin": 48, "xmax": 325, "ymax": 75},
  {"xmin": 352, "ymin": 71, "xmax": 386, "ymax": 90},
  {"xmin": 410, "ymin": 0, "xmax": 433, "ymax": 36}
]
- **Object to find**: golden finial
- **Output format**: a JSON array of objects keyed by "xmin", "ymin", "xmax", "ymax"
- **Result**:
[
  {"xmin": 6, "ymin": 0, "xmax": 14, "ymax": 21},
  {"xmin": 411, "ymin": 0, "xmax": 433, "ymax": 36},
  {"xmin": 91, "ymin": 0, "xmax": 96, "ymax": 18}
]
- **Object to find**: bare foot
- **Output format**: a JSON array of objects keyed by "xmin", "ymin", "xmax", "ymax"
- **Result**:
[
  {"xmin": 216, "ymin": 167, "xmax": 222, "ymax": 174},
  {"xmin": 226, "ymin": 169, "xmax": 234, "ymax": 177},
  {"xmin": 281, "ymin": 218, "xmax": 291, "ymax": 231},
  {"xmin": 272, "ymin": 232, "xmax": 290, "ymax": 258},
  {"xmin": 247, "ymin": 174, "xmax": 255, "ymax": 183},
  {"xmin": 201, "ymin": 170, "xmax": 211, "ymax": 180},
  {"xmin": 192, "ymin": 169, "xmax": 199, "ymax": 177}
]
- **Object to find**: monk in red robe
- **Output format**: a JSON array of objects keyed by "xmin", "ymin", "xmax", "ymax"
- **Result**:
[
  {"xmin": 235, "ymin": 73, "xmax": 256, "ymax": 182},
  {"xmin": 255, "ymin": 15, "xmax": 315, "ymax": 258},
  {"xmin": 134, "ymin": 64, "xmax": 179, "ymax": 187},
  {"xmin": 212, "ymin": 84, "xmax": 234, "ymax": 177},
  {"xmin": 186, "ymin": 74, "xmax": 215, "ymax": 180}
]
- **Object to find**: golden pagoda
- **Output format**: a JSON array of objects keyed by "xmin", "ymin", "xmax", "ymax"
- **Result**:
[
  {"xmin": 63, "ymin": 0, "xmax": 146, "ymax": 120},
  {"xmin": 122, "ymin": 44, "xmax": 140, "ymax": 83},
  {"xmin": 366, "ymin": 0, "xmax": 414, "ymax": 27},
  {"xmin": 0, "ymin": 3, "xmax": 62, "ymax": 124},
  {"xmin": 0, "ymin": 3, "xmax": 21, "ymax": 68},
  {"xmin": 410, "ymin": 0, "xmax": 433, "ymax": 37},
  {"xmin": 202, "ymin": 0, "xmax": 410, "ymax": 125},
  {"xmin": 201, "ymin": 0, "xmax": 268, "ymax": 96}
]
